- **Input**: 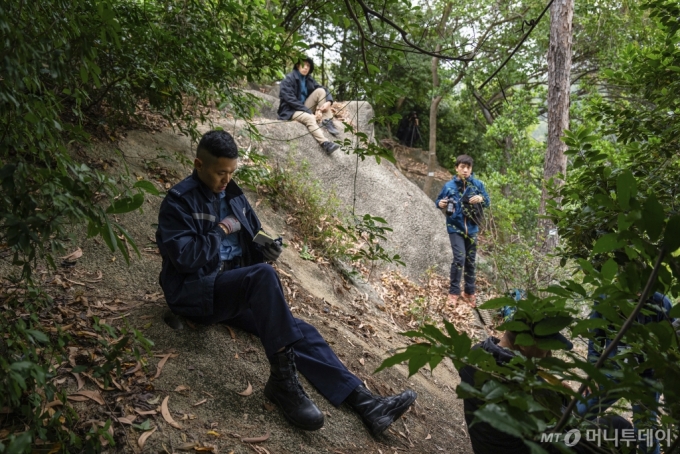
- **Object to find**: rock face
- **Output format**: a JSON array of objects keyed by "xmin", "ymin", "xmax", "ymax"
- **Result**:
[
  {"xmin": 112, "ymin": 91, "xmax": 452, "ymax": 280},
  {"xmin": 228, "ymin": 91, "xmax": 452, "ymax": 280}
]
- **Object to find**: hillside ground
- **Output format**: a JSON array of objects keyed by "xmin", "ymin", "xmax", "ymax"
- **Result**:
[{"xmin": 0, "ymin": 127, "xmax": 482, "ymax": 454}]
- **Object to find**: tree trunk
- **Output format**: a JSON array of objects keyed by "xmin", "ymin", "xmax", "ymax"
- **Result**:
[
  {"xmin": 538, "ymin": 0, "xmax": 573, "ymax": 251},
  {"xmin": 422, "ymin": 2, "xmax": 453, "ymax": 196}
]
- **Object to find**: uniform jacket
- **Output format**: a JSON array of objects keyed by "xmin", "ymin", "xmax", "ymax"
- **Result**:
[
  {"xmin": 156, "ymin": 171, "xmax": 264, "ymax": 317},
  {"xmin": 277, "ymin": 68, "xmax": 333, "ymax": 121},
  {"xmin": 435, "ymin": 174, "xmax": 490, "ymax": 236}
]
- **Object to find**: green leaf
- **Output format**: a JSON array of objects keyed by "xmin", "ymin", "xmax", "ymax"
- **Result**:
[
  {"xmin": 10, "ymin": 361, "xmax": 34, "ymax": 371},
  {"xmin": 593, "ymin": 233, "xmax": 623, "ymax": 254},
  {"xmin": 665, "ymin": 215, "xmax": 680, "ymax": 253},
  {"xmin": 133, "ymin": 180, "xmax": 160, "ymax": 196},
  {"xmin": 474, "ymin": 403, "xmax": 524, "ymax": 438},
  {"xmin": 375, "ymin": 350, "xmax": 411, "ymax": 373},
  {"xmin": 515, "ymin": 333, "xmax": 535, "ymax": 346},
  {"xmin": 496, "ymin": 321, "xmax": 531, "ymax": 332},
  {"xmin": 601, "ymin": 259, "xmax": 618, "ymax": 283},
  {"xmin": 106, "ymin": 193, "xmax": 144, "ymax": 214},
  {"xmin": 642, "ymin": 195, "xmax": 664, "ymax": 241},
  {"xmin": 101, "ymin": 219, "xmax": 118, "ymax": 252},
  {"xmin": 669, "ymin": 303, "xmax": 680, "ymax": 319},
  {"xmin": 479, "ymin": 296, "xmax": 514, "ymax": 310},
  {"xmin": 534, "ymin": 316, "xmax": 572, "ymax": 336},
  {"xmin": 71, "ymin": 365, "xmax": 88, "ymax": 374},
  {"xmin": 25, "ymin": 329, "xmax": 49, "ymax": 343},
  {"xmin": 617, "ymin": 170, "xmax": 636, "ymax": 210},
  {"xmin": 80, "ymin": 64, "xmax": 89, "ymax": 83}
]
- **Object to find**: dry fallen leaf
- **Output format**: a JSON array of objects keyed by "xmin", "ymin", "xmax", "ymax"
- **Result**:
[
  {"xmin": 237, "ymin": 382, "xmax": 253, "ymax": 396},
  {"xmin": 226, "ymin": 325, "xmax": 236, "ymax": 339},
  {"xmin": 68, "ymin": 390, "xmax": 105, "ymax": 405},
  {"xmin": 174, "ymin": 385, "xmax": 190, "ymax": 392},
  {"xmin": 154, "ymin": 353, "xmax": 172, "ymax": 379},
  {"xmin": 241, "ymin": 431, "xmax": 270, "ymax": 443},
  {"xmin": 116, "ymin": 416, "xmax": 137, "ymax": 425},
  {"xmin": 263, "ymin": 402, "xmax": 276, "ymax": 412},
  {"xmin": 71, "ymin": 372, "xmax": 84, "ymax": 391},
  {"xmin": 134, "ymin": 408, "xmax": 157, "ymax": 416},
  {"xmin": 207, "ymin": 430, "xmax": 221, "ymax": 437},
  {"xmin": 177, "ymin": 442, "xmax": 196, "ymax": 451},
  {"xmin": 137, "ymin": 426, "xmax": 157, "ymax": 449},
  {"xmin": 44, "ymin": 400, "xmax": 64, "ymax": 409},
  {"xmin": 61, "ymin": 248, "xmax": 83, "ymax": 261},
  {"xmin": 425, "ymin": 433, "xmax": 432, "ymax": 440},
  {"xmin": 125, "ymin": 361, "xmax": 142, "ymax": 375},
  {"xmin": 192, "ymin": 399, "xmax": 207, "ymax": 407},
  {"xmin": 359, "ymin": 358, "xmax": 365, "ymax": 366},
  {"xmin": 161, "ymin": 396, "xmax": 182, "ymax": 429}
]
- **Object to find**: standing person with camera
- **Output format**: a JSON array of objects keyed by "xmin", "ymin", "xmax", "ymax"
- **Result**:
[{"xmin": 435, "ymin": 154, "xmax": 490, "ymax": 307}]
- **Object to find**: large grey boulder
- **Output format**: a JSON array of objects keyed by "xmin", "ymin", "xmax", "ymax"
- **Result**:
[{"xmin": 219, "ymin": 92, "xmax": 451, "ymax": 280}]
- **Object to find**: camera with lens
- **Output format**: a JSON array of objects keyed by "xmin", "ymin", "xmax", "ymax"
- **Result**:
[{"xmin": 445, "ymin": 198, "xmax": 456, "ymax": 216}]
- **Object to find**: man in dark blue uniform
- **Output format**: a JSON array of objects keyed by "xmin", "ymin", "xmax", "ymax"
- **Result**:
[{"xmin": 156, "ymin": 129, "xmax": 416, "ymax": 434}]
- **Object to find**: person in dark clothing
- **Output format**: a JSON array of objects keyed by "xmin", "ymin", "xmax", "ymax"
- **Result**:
[
  {"xmin": 395, "ymin": 111, "xmax": 422, "ymax": 147},
  {"xmin": 277, "ymin": 56, "xmax": 341, "ymax": 155},
  {"xmin": 458, "ymin": 319, "xmax": 634, "ymax": 454},
  {"xmin": 575, "ymin": 292, "xmax": 676, "ymax": 454},
  {"xmin": 435, "ymin": 154, "xmax": 490, "ymax": 308},
  {"xmin": 156, "ymin": 130, "xmax": 416, "ymax": 434}
]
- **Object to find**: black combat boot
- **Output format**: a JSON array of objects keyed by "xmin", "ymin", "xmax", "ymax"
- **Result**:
[
  {"xmin": 322, "ymin": 118, "xmax": 340, "ymax": 136},
  {"xmin": 321, "ymin": 141, "xmax": 340, "ymax": 155},
  {"xmin": 264, "ymin": 348, "xmax": 324, "ymax": 431},
  {"xmin": 345, "ymin": 385, "xmax": 417, "ymax": 436}
]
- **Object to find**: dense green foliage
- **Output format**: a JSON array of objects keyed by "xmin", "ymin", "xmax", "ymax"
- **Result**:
[
  {"xmin": 379, "ymin": 1, "xmax": 680, "ymax": 451},
  {"xmin": 0, "ymin": 0, "xmax": 291, "ymax": 451}
]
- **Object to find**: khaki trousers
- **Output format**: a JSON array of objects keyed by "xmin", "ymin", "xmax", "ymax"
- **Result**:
[{"xmin": 291, "ymin": 88, "xmax": 334, "ymax": 144}]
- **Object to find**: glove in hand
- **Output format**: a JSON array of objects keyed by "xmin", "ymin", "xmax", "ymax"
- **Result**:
[
  {"xmin": 262, "ymin": 242, "xmax": 282, "ymax": 262},
  {"xmin": 219, "ymin": 216, "xmax": 241, "ymax": 234}
]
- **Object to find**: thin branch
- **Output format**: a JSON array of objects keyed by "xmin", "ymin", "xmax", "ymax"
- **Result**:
[
  {"xmin": 479, "ymin": 0, "xmax": 554, "ymax": 90},
  {"xmin": 343, "ymin": 0, "xmax": 370, "ymax": 76},
  {"xmin": 352, "ymin": 0, "xmax": 473, "ymax": 61}
]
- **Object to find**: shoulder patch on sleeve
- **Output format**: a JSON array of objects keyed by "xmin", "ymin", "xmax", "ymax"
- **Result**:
[{"xmin": 168, "ymin": 177, "xmax": 198, "ymax": 198}]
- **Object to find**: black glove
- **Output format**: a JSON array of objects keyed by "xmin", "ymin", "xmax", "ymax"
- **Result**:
[{"xmin": 262, "ymin": 242, "xmax": 282, "ymax": 262}]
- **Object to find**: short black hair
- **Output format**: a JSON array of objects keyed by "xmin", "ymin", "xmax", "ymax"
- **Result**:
[
  {"xmin": 196, "ymin": 130, "xmax": 238, "ymax": 160},
  {"xmin": 294, "ymin": 56, "xmax": 315, "ymax": 75},
  {"xmin": 456, "ymin": 154, "xmax": 474, "ymax": 167}
]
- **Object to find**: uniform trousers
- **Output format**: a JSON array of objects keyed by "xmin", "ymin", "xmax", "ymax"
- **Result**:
[
  {"xmin": 291, "ymin": 87, "xmax": 333, "ymax": 144},
  {"xmin": 448, "ymin": 232, "xmax": 477, "ymax": 296},
  {"xmin": 188, "ymin": 263, "xmax": 362, "ymax": 407}
]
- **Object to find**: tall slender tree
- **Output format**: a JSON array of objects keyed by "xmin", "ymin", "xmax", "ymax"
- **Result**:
[{"xmin": 539, "ymin": 0, "xmax": 573, "ymax": 251}]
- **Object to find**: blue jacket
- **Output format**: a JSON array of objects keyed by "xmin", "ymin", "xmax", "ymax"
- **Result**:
[
  {"xmin": 156, "ymin": 171, "xmax": 264, "ymax": 317},
  {"xmin": 435, "ymin": 175, "xmax": 490, "ymax": 236},
  {"xmin": 587, "ymin": 292, "xmax": 675, "ymax": 378},
  {"xmin": 277, "ymin": 68, "xmax": 332, "ymax": 121}
]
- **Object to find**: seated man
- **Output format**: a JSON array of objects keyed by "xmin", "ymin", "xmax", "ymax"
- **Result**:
[
  {"xmin": 458, "ymin": 311, "xmax": 634, "ymax": 454},
  {"xmin": 156, "ymin": 130, "xmax": 416, "ymax": 434},
  {"xmin": 277, "ymin": 56, "xmax": 341, "ymax": 155}
]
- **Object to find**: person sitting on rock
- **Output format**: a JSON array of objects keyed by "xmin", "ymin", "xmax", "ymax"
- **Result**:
[
  {"xmin": 156, "ymin": 129, "xmax": 416, "ymax": 435},
  {"xmin": 277, "ymin": 56, "xmax": 341, "ymax": 155}
]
